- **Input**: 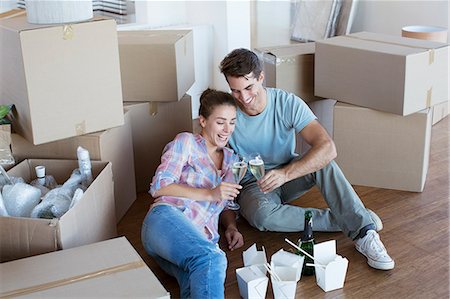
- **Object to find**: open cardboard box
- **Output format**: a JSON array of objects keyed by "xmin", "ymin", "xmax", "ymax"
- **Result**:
[
  {"xmin": 0, "ymin": 159, "xmax": 117, "ymax": 262},
  {"xmin": 271, "ymin": 249, "xmax": 304, "ymax": 282},
  {"xmin": 313, "ymin": 240, "xmax": 349, "ymax": 292}
]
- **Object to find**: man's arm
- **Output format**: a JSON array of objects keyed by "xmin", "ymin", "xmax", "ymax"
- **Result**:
[{"xmin": 259, "ymin": 120, "xmax": 336, "ymax": 192}]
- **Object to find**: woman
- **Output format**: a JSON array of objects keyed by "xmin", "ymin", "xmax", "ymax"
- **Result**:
[{"xmin": 141, "ymin": 89, "xmax": 244, "ymax": 299}]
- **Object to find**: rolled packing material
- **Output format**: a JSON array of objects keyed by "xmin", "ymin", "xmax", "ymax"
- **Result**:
[
  {"xmin": 402, "ymin": 25, "xmax": 448, "ymax": 43},
  {"xmin": 26, "ymin": 0, "xmax": 93, "ymax": 24}
]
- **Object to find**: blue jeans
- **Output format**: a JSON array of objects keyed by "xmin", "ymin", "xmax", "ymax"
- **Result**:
[
  {"xmin": 141, "ymin": 205, "xmax": 227, "ymax": 299},
  {"xmin": 238, "ymin": 160, "xmax": 374, "ymax": 240}
]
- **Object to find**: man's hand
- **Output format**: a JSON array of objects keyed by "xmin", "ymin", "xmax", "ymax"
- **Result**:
[
  {"xmin": 258, "ymin": 168, "xmax": 288, "ymax": 193},
  {"xmin": 225, "ymin": 227, "xmax": 244, "ymax": 251}
]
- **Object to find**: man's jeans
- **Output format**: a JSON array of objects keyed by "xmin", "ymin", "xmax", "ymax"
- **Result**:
[
  {"xmin": 238, "ymin": 160, "xmax": 374, "ymax": 240},
  {"xmin": 141, "ymin": 205, "xmax": 227, "ymax": 299}
]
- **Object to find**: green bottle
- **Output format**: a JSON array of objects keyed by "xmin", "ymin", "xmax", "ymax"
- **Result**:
[{"xmin": 297, "ymin": 210, "xmax": 315, "ymax": 276}]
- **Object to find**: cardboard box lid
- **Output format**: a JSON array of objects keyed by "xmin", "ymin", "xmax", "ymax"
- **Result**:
[
  {"xmin": 257, "ymin": 42, "xmax": 315, "ymax": 59},
  {"xmin": 318, "ymin": 31, "xmax": 448, "ymax": 55},
  {"xmin": 0, "ymin": 15, "xmax": 111, "ymax": 32},
  {"xmin": 0, "ymin": 237, "xmax": 170, "ymax": 298},
  {"xmin": 118, "ymin": 29, "xmax": 192, "ymax": 44}
]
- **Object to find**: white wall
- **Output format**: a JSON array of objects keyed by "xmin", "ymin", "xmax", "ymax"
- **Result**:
[{"xmin": 252, "ymin": 0, "xmax": 449, "ymax": 48}]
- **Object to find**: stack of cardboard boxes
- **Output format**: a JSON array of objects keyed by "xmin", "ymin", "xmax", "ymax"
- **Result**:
[
  {"xmin": 0, "ymin": 11, "xmax": 196, "ymax": 296},
  {"xmin": 257, "ymin": 31, "xmax": 449, "ymax": 192}
]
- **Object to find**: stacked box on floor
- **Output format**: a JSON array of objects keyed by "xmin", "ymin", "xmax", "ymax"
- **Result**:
[
  {"xmin": 0, "ymin": 237, "xmax": 170, "ymax": 298},
  {"xmin": 0, "ymin": 15, "xmax": 124, "ymax": 145},
  {"xmin": 118, "ymin": 29, "xmax": 195, "ymax": 102},
  {"xmin": 10, "ymin": 110, "xmax": 136, "ymax": 222},
  {"xmin": 0, "ymin": 159, "xmax": 116, "ymax": 262},
  {"xmin": 315, "ymin": 31, "xmax": 449, "ymax": 116},
  {"xmin": 296, "ymin": 100, "xmax": 432, "ymax": 192},
  {"xmin": 256, "ymin": 43, "xmax": 323, "ymax": 103},
  {"xmin": 124, "ymin": 96, "xmax": 193, "ymax": 193}
]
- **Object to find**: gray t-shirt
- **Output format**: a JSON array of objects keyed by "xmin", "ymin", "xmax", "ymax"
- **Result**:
[{"xmin": 228, "ymin": 88, "xmax": 316, "ymax": 171}]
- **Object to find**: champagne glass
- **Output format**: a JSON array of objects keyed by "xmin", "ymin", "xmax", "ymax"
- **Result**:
[
  {"xmin": 248, "ymin": 153, "xmax": 265, "ymax": 180},
  {"xmin": 227, "ymin": 159, "xmax": 247, "ymax": 210}
]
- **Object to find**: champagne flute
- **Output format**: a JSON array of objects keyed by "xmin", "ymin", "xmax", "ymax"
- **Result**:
[
  {"xmin": 248, "ymin": 153, "xmax": 265, "ymax": 180},
  {"xmin": 227, "ymin": 159, "xmax": 247, "ymax": 210}
]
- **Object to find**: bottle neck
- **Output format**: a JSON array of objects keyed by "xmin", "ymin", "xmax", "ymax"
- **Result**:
[{"xmin": 302, "ymin": 216, "xmax": 313, "ymax": 241}]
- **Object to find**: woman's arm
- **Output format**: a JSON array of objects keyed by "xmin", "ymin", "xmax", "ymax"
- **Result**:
[
  {"xmin": 154, "ymin": 182, "xmax": 242, "ymax": 202},
  {"xmin": 220, "ymin": 210, "xmax": 244, "ymax": 250}
]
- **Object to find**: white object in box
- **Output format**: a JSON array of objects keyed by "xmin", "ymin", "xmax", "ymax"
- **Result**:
[
  {"xmin": 243, "ymin": 243, "xmax": 268, "ymax": 274},
  {"xmin": 334, "ymin": 102, "xmax": 432, "ymax": 192},
  {"xmin": 0, "ymin": 15, "xmax": 124, "ymax": 145},
  {"xmin": 124, "ymin": 96, "xmax": 193, "ymax": 193},
  {"xmin": 0, "ymin": 124, "xmax": 14, "ymax": 166},
  {"xmin": 236, "ymin": 265, "xmax": 269, "ymax": 299},
  {"xmin": 315, "ymin": 31, "xmax": 449, "ymax": 116},
  {"xmin": 0, "ymin": 159, "xmax": 117, "ymax": 262},
  {"xmin": 271, "ymin": 249, "xmax": 304, "ymax": 281},
  {"xmin": 118, "ymin": 29, "xmax": 195, "ymax": 102},
  {"xmin": 0, "ymin": 237, "xmax": 170, "ymax": 298},
  {"xmin": 11, "ymin": 109, "xmax": 136, "ymax": 223},
  {"xmin": 256, "ymin": 43, "xmax": 323, "ymax": 102},
  {"xmin": 313, "ymin": 240, "xmax": 349, "ymax": 292},
  {"xmin": 26, "ymin": 0, "xmax": 93, "ymax": 24}
]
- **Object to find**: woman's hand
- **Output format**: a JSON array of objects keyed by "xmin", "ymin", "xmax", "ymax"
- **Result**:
[
  {"xmin": 225, "ymin": 227, "xmax": 244, "ymax": 251},
  {"xmin": 210, "ymin": 182, "xmax": 241, "ymax": 201}
]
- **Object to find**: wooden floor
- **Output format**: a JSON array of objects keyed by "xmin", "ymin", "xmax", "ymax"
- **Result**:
[{"xmin": 117, "ymin": 116, "xmax": 449, "ymax": 299}]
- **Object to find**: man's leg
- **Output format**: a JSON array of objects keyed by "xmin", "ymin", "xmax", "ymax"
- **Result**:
[{"xmin": 238, "ymin": 178, "xmax": 341, "ymax": 232}]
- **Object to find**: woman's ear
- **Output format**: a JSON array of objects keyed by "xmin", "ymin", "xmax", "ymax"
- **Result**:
[{"xmin": 199, "ymin": 115, "xmax": 206, "ymax": 128}]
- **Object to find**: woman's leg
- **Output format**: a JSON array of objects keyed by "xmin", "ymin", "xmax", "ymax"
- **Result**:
[{"xmin": 141, "ymin": 205, "xmax": 227, "ymax": 299}]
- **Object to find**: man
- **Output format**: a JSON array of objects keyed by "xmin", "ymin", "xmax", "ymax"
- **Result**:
[{"xmin": 219, "ymin": 48, "xmax": 394, "ymax": 270}]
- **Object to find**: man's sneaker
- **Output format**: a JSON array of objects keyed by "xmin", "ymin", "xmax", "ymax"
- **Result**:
[
  {"xmin": 367, "ymin": 209, "xmax": 383, "ymax": 232},
  {"xmin": 355, "ymin": 230, "xmax": 395, "ymax": 270}
]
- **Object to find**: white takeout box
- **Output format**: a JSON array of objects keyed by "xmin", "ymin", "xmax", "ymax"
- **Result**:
[
  {"xmin": 270, "ymin": 266, "xmax": 298, "ymax": 299},
  {"xmin": 313, "ymin": 240, "xmax": 349, "ymax": 292},
  {"xmin": 243, "ymin": 243, "xmax": 267, "ymax": 274},
  {"xmin": 271, "ymin": 249, "xmax": 304, "ymax": 281},
  {"xmin": 236, "ymin": 265, "xmax": 269, "ymax": 299}
]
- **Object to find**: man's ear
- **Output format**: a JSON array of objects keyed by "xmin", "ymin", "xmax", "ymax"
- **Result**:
[{"xmin": 258, "ymin": 71, "xmax": 265, "ymax": 82}]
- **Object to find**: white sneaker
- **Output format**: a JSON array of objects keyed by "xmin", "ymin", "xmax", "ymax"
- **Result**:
[
  {"xmin": 355, "ymin": 230, "xmax": 395, "ymax": 270},
  {"xmin": 367, "ymin": 209, "xmax": 383, "ymax": 232}
]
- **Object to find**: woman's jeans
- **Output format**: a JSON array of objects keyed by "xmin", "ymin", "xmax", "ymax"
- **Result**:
[{"xmin": 141, "ymin": 205, "xmax": 227, "ymax": 299}]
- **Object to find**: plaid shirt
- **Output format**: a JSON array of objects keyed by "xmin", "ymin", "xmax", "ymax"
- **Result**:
[{"xmin": 149, "ymin": 132, "xmax": 238, "ymax": 243}]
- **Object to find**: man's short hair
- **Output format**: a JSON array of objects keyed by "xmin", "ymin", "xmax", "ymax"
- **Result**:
[{"xmin": 219, "ymin": 48, "xmax": 263, "ymax": 79}]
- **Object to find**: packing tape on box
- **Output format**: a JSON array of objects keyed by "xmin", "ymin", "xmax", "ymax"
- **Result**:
[
  {"xmin": 63, "ymin": 25, "xmax": 74, "ymax": 40},
  {"xmin": 149, "ymin": 102, "xmax": 158, "ymax": 116},
  {"xmin": 0, "ymin": 260, "xmax": 147, "ymax": 298},
  {"xmin": 75, "ymin": 121, "xmax": 86, "ymax": 135},
  {"xmin": 426, "ymin": 88, "xmax": 432, "ymax": 107},
  {"xmin": 346, "ymin": 35, "xmax": 437, "ymax": 65}
]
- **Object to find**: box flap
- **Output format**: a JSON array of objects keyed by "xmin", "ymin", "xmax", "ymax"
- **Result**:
[
  {"xmin": 0, "ymin": 15, "xmax": 112, "ymax": 32},
  {"xmin": 118, "ymin": 29, "xmax": 192, "ymax": 45}
]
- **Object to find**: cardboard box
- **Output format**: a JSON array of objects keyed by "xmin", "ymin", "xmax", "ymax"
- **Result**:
[
  {"xmin": 334, "ymin": 102, "xmax": 432, "ymax": 192},
  {"xmin": 0, "ymin": 15, "xmax": 124, "ymax": 145},
  {"xmin": 256, "ymin": 43, "xmax": 323, "ymax": 102},
  {"xmin": 315, "ymin": 32, "xmax": 449, "ymax": 116},
  {"xmin": 0, "ymin": 237, "xmax": 170, "ymax": 298},
  {"xmin": 118, "ymin": 30, "xmax": 195, "ymax": 102},
  {"xmin": 10, "ymin": 110, "xmax": 136, "ymax": 222},
  {"xmin": 313, "ymin": 240, "xmax": 349, "ymax": 292},
  {"xmin": 0, "ymin": 159, "xmax": 117, "ymax": 262},
  {"xmin": 124, "ymin": 95, "xmax": 193, "ymax": 192}
]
